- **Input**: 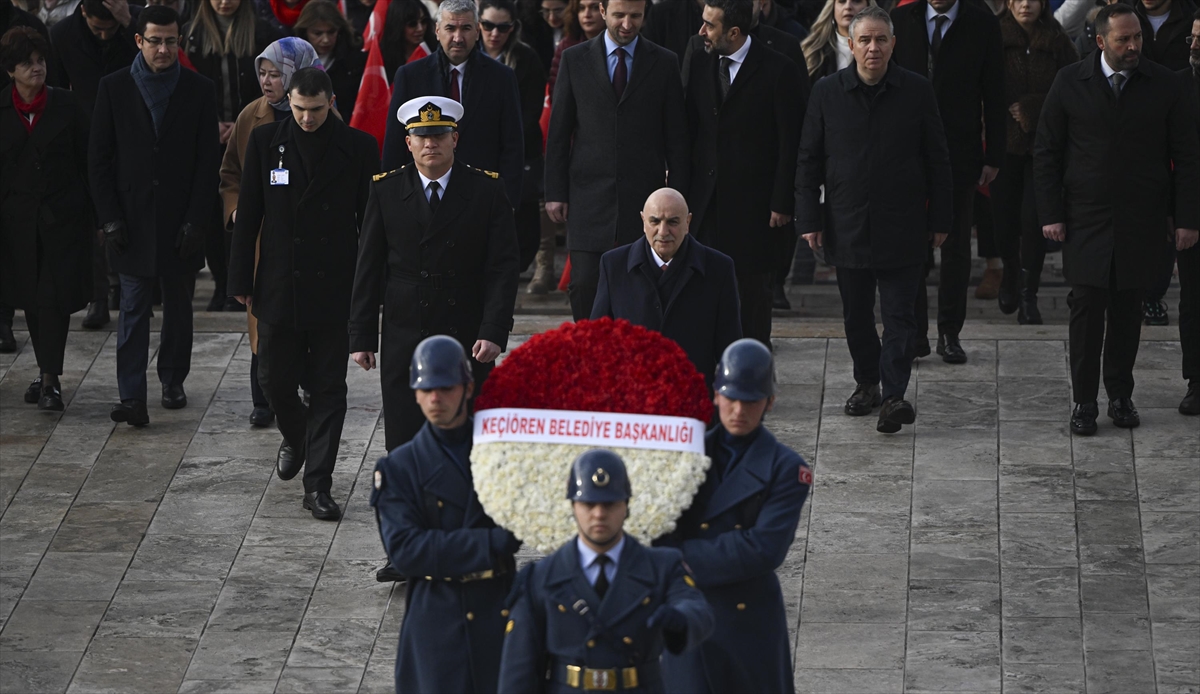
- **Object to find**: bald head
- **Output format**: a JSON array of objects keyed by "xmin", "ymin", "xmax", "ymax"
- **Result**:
[{"xmin": 641, "ymin": 188, "xmax": 691, "ymax": 263}]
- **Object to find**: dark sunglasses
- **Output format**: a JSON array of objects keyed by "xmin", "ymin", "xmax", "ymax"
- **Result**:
[{"xmin": 481, "ymin": 20, "xmax": 515, "ymax": 32}]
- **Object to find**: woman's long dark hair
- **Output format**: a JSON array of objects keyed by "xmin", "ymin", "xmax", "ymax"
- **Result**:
[
  {"xmin": 479, "ymin": 0, "xmax": 525, "ymax": 64},
  {"xmin": 381, "ymin": 0, "xmax": 435, "ymax": 79},
  {"xmin": 294, "ymin": 0, "xmax": 363, "ymax": 54}
]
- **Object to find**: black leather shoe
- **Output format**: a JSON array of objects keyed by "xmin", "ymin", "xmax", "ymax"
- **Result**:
[
  {"xmin": 81, "ymin": 302, "xmax": 110, "ymax": 329},
  {"xmin": 877, "ymin": 397, "xmax": 916, "ymax": 433},
  {"xmin": 107, "ymin": 284, "xmax": 121, "ymax": 310},
  {"xmin": 276, "ymin": 441, "xmax": 305, "ymax": 481},
  {"xmin": 772, "ymin": 284, "xmax": 792, "ymax": 310},
  {"xmin": 24, "ymin": 376, "xmax": 42, "ymax": 404},
  {"xmin": 845, "ymin": 383, "xmax": 881, "ymax": 416},
  {"xmin": 912, "ymin": 339, "xmax": 932, "ymax": 360},
  {"xmin": 161, "ymin": 384, "xmax": 187, "ymax": 409},
  {"xmin": 1107, "ymin": 397, "xmax": 1140, "ymax": 428},
  {"xmin": 375, "ymin": 561, "xmax": 406, "ymax": 583},
  {"xmin": 38, "ymin": 376, "xmax": 64, "ymax": 411},
  {"xmin": 1180, "ymin": 385, "xmax": 1200, "ymax": 416},
  {"xmin": 1142, "ymin": 300, "xmax": 1169, "ymax": 326},
  {"xmin": 937, "ymin": 334, "xmax": 968, "ymax": 364},
  {"xmin": 997, "ymin": 267, "xmax": 1019, "ymax": 315},
  {"xmin": 110, "ymin": 400, "xmax": 149, "ymax": 427},
  {"xmin": 1070, "ymin": 402, "xmax": 1099, "ymax": 436},
  {"xmin": 249, "ymin": 406, "xmax": 275, "ymax": 427},
  {"xmin": 0, "ymin": 320, "xmax": 15, "ymax": 353},
  {"xmin": 303, "ymin": 491, "xmax": 342, "ymax": 521}
]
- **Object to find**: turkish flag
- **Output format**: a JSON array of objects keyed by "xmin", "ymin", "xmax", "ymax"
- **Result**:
[
  {"xmin": 538, "ymin": 83, "xmax": 551, "ymax": 154},
  {"xmin": 350, "ymin": 0, "xmax": 393, "ymax": 152}
]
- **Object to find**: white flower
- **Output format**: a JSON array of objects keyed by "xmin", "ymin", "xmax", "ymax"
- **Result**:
[{"xmin": 472, "ymin": 442, "xmax": 711, "ymax": 554}]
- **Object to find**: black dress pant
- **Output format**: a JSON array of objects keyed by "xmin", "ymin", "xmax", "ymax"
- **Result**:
[
  {"xmin": 1067, "ymin": 273, "xmax": 1143, "ymax": 404},
  {"xmin": 567, "ymin": 250, "xmax": 603, "ymax": 322},
  {"xmin": 91, "ymin": 228, "xmax": 109, "ymax": 304},
  {"xmin": 990, "ymin": 154, "xmax": 1047, "ymax": 280},
  {"xmin": 25, "ymin": 309, "xmax": 71, "ymax": 375},
  {"xmin": 380, "ymin": 330, "xmax": 493, "ymax": 452},
  {"xmin": 915, "ymin": 185, "xmax": 974, "ymax": 341},
  {"xmin": 736, "ymin": 268, "xmax": 773, "ymax": 346},
  {"xmin": 249, "ymin": 352, "xmax": 269, "ymax": 408},
  {"xmin": 256, "ymin": 320, "xmax": 348, "ymax": 493},
  {"xmin": 1147, "ymin": 234, "xmax": 1176, "ymax": 305},
  {"xmin": 116, "ymin": 274, "xmax": 193, "ymax": 403},
  {"xmin": 837, "ymin": 263, "xmax": 924, "ymax": 401},
  {"xmin": 1178, "ymin": 245, "xmax": 1199, "ymax": 386},
  {"xmin": 973, "ymin": 190, "xmax": 998, "ymax": 259}
]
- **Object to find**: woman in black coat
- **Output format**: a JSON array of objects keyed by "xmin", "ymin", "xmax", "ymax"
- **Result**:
[
  {"xmin": 294, "ymin": 0, "xmax": 364, "ymax": 123},
  {"xmin": 0, "ymin": 27, "xmax": 91, "ymax": 410}
]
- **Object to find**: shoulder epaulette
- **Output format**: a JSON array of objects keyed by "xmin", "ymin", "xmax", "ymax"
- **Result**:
[
  {"xmin": 373, "ymin": 164, "xmax": 408, "ymax": 182},
  {"xmin": 470, "ymin": 166, "xmax": 500, "ymax": 179}
]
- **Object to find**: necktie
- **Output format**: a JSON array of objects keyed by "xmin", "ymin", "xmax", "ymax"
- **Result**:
[
  {"xmin": 428, "ymin": 181, "xmax": 441, "ymax": 214},
  {"xmin": 662, "ymin": 262, "xmax": 669, "ymax": 272},
  {"xmin": 593, "ymin": 554, "xmax": 611, "ymax": 599},
  {"xmin": 613, "ymin": 47, "xmax": 628, "ymax": 99},
  {"xmin": 930, "ymin": 15, "xmax": 948, "ymax": 62},
  {"xmin": 1111, "ymin": 72, "xmax": 1125, "ymax": 102},
  {"xmin": 449, "ymin": 67, "xmax": 461, "ymax": 103},
  {"xmin": 719, "ymin": 56, "xmax": 733, "ymax": 100}
]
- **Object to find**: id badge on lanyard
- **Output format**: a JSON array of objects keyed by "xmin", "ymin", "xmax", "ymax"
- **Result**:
[{"xmin": 271, "ymin": 145, "xmax": 289, "ymax": 186}]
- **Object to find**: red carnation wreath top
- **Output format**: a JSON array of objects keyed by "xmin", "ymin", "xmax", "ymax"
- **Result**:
[{"xmin": 475, "ymin": 318, "xmax": 712, "ymax": 424}]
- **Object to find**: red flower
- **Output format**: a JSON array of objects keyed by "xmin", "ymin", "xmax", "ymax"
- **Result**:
[{"xmin": 476, "ymin": 318, "xmax": 712, "ymax": 423}]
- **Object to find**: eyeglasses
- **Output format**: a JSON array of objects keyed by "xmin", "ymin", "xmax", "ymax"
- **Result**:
[
  {"xmin": 141, "ymin": 36, "xmax": 180, "ymax": 47},
  {"xmin": 481, "ymin": 20, "xmax": 515, "ymax": 32},
  {"xmin": 1186, "ymin": 34, "xmax": 1200, "ymax": 46},
  {"xmin": 540, "ymin": 6, "xmax": 565, "ymax": 16}
]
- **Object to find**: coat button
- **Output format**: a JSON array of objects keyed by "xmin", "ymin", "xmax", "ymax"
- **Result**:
[
  {"xmin": 558, "ymin": 605, "xmax": 567, "ymax": 613},
  {"xmin": 642, "ymin": 597, "xmax": 651, "ymax": 605},
  {"xmin": 320, "ymin": 237, "xmax": 328, "ymax": 244},
  {"xmin": 450, "ymin": 327, "xmax": 458, "ymax": 335},
  {"xmin": 466, "ymin": 612, "xmax": 475, "ymax": 621},
  {"xmin": 447, "ymin": 241, "xmax": 455, "ymax": 247},
  {"xmin": 293, "ymin": 237, "xmax": 302, "ymax": 244},
  {"xmin": 737, "ymin": 603, "xmax": 746, "ymax": 611},
  {"xmin": 708, "ymin": 170, "xmax": 714, "ymax": 176},
  {"xmin": 153, "ymin": 146, "xmax": 159, "ymax": 153},
  {"xmin": 293, "ymin": 271, "xmax": 300, "ymax": 277},
  {"xmin": 317, "ymin": 271, "xmax": 325, "ymax": 278},
  {"xmin": 447, "ymin": 299, "xmax": 455, "ymax": 306},
  {"xmin": 153, "ymin": 179, "xmax": 159, "ymax": 186},
  {"xmin": 420, "ymin": 301, "xmax": 429, "ymax": 307},
  {"xmin": 501, "ymin": 609, "xmax": 510, "ymax": 617},
  {"xmin": 712, "ymin": 108, "xmax": 718, "ymax": 115},
  {"xmin": 425, "ymin": 576, "xmax": 432, "ymax": 580},
  {"xmin": 699, "ymin": 523, "xmax": 709, "ymax": 530},
  {"xmin": 420, "ymin": 329, "xmax": 428, "ymax": 336},
  {"xmin": 421, "ymin": 241, "xmax": 429, "ymax": 248},
  {"xmin": 437, "ymin": 500, "xmax": 444, "ymax": 508},
  {"xmin": 446, "ymin": 271, "xmax": 455, "ymax": 278},
  {"xmin": 322, "ymin": 203, "xmax": 329, "ymax": 210},
  {"xmin": 586, "ymin": 640, "xmax": 595, "ymax": 648},
  {"xmin": 420, "ymin": 271, "xmax": 429, "ymax": 278},
  {"xmin": 622, "ymin": 637, "xmax": 633, "ymax": 645},
  {"xmin": 734, "ymin": 524, "xmax": 742, "ymax": 529}
]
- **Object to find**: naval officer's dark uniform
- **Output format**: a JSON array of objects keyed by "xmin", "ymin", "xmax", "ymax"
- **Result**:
[{"xmin": 349, "ymin": 160, "xmax": 520, "ymax": 451}]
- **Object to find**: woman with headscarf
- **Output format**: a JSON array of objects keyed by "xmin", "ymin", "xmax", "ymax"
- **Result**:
[{"xmin": 218, "ymin": 35, "xmax": 322, "ymax": 428}]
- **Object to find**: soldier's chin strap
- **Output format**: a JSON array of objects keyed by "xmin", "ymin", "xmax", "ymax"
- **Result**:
[{"xmin": 452, "ymin": 382, "xmax": 472, "ymax": 423}]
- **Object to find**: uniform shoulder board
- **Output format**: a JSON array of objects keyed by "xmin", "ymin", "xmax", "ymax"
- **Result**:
[
  {"xmin": 470, "ymin": 165, "xmax": 500, "ymax": 179},
  {"xmin": 373, "ymin": 164, "xmax": 407, "ymax": 182}
]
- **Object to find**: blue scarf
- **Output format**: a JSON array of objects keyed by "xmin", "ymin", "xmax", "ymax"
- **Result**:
[{"xmin": 130, "ymin": 53, "xmax": 180, "ymax": 136}]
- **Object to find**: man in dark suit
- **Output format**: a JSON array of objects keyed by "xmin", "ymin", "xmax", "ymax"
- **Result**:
[
  {"xmin": 891, "ymin": 0, "xmax": 1005, "ymax": 364},
  {"xmin": 1178, "ymin": 11, "xmax": 1200, "ymax": 415},
  {"xmin": 545, "ymin": 0, "xmax": 690, "ymax": 321},
  {"xmin": 350, "ymin": 96, "xmax": 520, "ymax": 452},
  {"xmin": 591, "ymin": 188, "xmax": 742, "ymax": 388},
  {"xmin": 684, "ymin": 0, "xmax": 802, "ymax": 346},
  {"xmin": 89, "ymin": 5, "xmax": 219, "ymax": 427},
  {"xmin": 380, "ymin": 0, "xmax": 523, "ymax": 207},
  {"xmin": 797, "ymin": 6, "xmax": 954, "ymax": 434},
  {"xmin": 645, "ymin": 0, "xmax": 705, "ymax": 62},
  {"xmin": 229, "ymin": 68, "xmax": 379, "ymax": 520},
  {"xmin": 1034, "ymin": 2, "xmax": 1199, "ymax": 435}
]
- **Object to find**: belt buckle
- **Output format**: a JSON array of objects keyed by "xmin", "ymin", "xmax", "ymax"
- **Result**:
[
  {"xmin": 584, "ymin": 668, "xmax": 617, "ymax": 691},
  {"xmin": 566, "ymin": 665, "xmax": 583, "ymax": 688},
  {"xmin": 621, "ymin": 667, "xmax": 638, "ymax": 689},
  {"xmin": 460, "ymin": 569, "xmax": 495, "ymax": 583}
]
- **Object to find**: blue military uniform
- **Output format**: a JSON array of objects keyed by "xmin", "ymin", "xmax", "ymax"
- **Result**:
[{"xmin": 371, "ymin": 418, "xmax": 521, "ymax": 693}]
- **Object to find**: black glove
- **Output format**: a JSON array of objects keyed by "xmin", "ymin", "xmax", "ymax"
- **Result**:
[
  {"xmin": 646, "ymin": 604, "xmax": 688, "ymax": 633},
  {"xmin": 102, "ymin": 221, "xmax": 128, "ymax": 254},
  {"xmin": 176, "ymin": 222, "xmax": 204, "ymax": 259},
  {"xmin": 489, "ymin": 527, "xmax": 521, "ymax": 555}
]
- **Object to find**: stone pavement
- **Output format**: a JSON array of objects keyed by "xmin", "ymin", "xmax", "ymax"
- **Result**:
[{"xmin": 1, "ymin": 313, "xmax": 1197, "ymax": 693}]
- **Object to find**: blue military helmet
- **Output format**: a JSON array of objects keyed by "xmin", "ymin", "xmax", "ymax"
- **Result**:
[
  {"xmin": 713, "ymin": 338, "xmax": 775, "ymax": 401},
  {"xmin": 409, "ymin": 335, "xmax": 473, "ymax": 390},
  {"xmin": 566, "ymin": 449, "xmax": 633, "ymax": 503}
]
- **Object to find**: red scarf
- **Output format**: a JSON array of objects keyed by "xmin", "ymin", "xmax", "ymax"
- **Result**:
[
  {"xmin": 268, "ymin": 0, "xmax": 309, "ymax": 27},
  {"xmin": 12, "ymin": 85, "xmax": 47, "ymax": 133}
]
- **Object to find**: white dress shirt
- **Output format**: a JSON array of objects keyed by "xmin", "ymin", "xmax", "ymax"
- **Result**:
[
  {"xmin": 418, "ymin": 167, "xmax": 453, "ymax": 202},
  {"xmin": 1100, "ymin": 53, "xmax": 1131, "ymax": 92},
  {"xmin": 723, "ymin": 35, "xmax": 753, "ymax": 85},
  {"xmin": 926, "ymin": 0, "xmax": 961, "ymax": 44},
  {"xmin": 604, "ymin": 31, "xmax": 638, "ymax": 81},
  {"xmin": 577, "ymin": 534, "xmax": 625, "ymax": 586}
]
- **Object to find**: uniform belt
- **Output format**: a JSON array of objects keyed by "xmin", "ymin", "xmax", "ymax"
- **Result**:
[
  {"xmin": 421, "ymin": 566, "xmax": 507, "ymax": 583},
  {"xmin": 388, "ymin": 269, "xmax": 454, "ymax": 289},
  {"xmin": 552, "ymin": 661, "xmax": 660, "ymax": 691}
]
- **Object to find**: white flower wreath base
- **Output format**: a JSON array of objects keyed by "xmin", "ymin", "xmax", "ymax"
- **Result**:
[{"xmin": 471, "ymin": 441, "xmax": 711, "ymax": 554}]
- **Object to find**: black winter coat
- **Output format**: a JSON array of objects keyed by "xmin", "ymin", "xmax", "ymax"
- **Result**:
[
  {"xmin": 681, "ymin": 22, "xmax": 813, "ymax": 122},
  {"xmin": 891, "ymin": 0, "xmax": 1007, "ymax": 187},
  {"xmin": 89, "ymin": 65, "xmax": 220, "ymax": 277},
  {"xmin": 1033, "ymin": 51, "xmax": 1200, "ymax": 289},
  {"xmin": 381, "ymin": 47, "xmax": 525, "ymax": 207},
  {"xmin": 796, "ymin": 66, "xmax": 955, "ymax": 269},
  {"xmin": 184, "ymin": 19, "xmax": 282, "ymax": 122},
  {"xmin": 684, "ymin": 37, "xmax": 802, "ymax": 273},
  {"xmin": 1000, "ymin": 13, "xmax": 1078, "ymax": 157},
  {"xmin": 505, "ymin": 41, "xmax": 546, "ymax": 165},
  {"xmin": 0, "ymin": 87, "xmax": 92, "ymax": 313},
  {"xmin": 48, "ymin": 4, "xmax": 141, "ymax": 114},
  {"xmin": 644, "ymin": 0, "xmax": 703, "ymax": 63},
  {"xmin": 1134, "ymin": 0, "xmax": 1196, "ymax": 72},
  {"xmin": 591, "ymin": 236, "xmax": 742, "ymax": 388},
  {"xmin": 325, "ymin": 42, "xmax": 366, "ymax": 125},
  {"xmin": 545, "ymin": 35, "xmax": 689, "ymax": 252},
  {"xmin": 227, "ymin": 117, "xmax": 380, "ymax": 330}
]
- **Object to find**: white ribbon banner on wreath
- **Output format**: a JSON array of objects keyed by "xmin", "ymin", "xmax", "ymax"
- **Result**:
[{"xmin": 473, "ymin": 408, "xmax": 706, "ymax": 455}]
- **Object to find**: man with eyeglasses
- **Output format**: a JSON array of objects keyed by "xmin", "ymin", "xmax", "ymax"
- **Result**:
[
  {"xmin": 89, "ymin": 4, "xmax": 219, "ymax": 428},
  {"xmin": 1175, "ymin": 9, "xmax": 1200, "ymax": 415},
  {"xmin": 380, "ymin": 0, "xmax": 524, "ymax": 208}
]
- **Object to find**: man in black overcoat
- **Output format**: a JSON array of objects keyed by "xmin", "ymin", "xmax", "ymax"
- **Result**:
[
  {"xmin": 89, "ymin": 5, "xmax": 219, "ymax": 427},
  {"xmin": 591, "ymin": 188, "xmax": 741, "ymax": 390},
  {"xmin": 891, "ymin": 0, "xmax": 1005, "ymax": 364},
  {"xmin": 684, "ymin": 0, "xmax": 801, "ymax": 346},
  {"xmin": 229, "ymin": 68, "xmax": 380, "ymax": 520},
  {"xmin": 349, "ymin": 96, "xmax": 519, "ymax": 452},
  {"xmin": 1177, "ymin": 11, "xmax": 1200, "ymax": 415},
  {"xmin": 545, "ymin": 0, "xmax": 690, "ymax": 321},
  {"xmin": 380, "ymin": 0, "xmax": 523, "ymax": 207},
  {"xmin": 797, "ymin": 6, "xmax": 954, "ymax": 434},
  {"xmin": 1033, "ymin": 2, "xmax": 1199, "ymax": 435}
]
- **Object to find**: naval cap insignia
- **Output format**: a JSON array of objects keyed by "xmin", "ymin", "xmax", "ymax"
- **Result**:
[{"xmin": 592, "ymin": 468, "xmax": 610, "ymax": 487}]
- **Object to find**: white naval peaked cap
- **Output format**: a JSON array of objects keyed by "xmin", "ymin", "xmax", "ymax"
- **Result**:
[{"xmin": 397, "ymin": 96, "xmax": 464, "ymax": 135}]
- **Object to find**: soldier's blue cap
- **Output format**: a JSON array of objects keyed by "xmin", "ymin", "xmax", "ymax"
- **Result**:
[
  {"xmin": 409, "ymin": 335, "xmax": 473, "ymax": 390},
  {"xmin": 713, "ymin": 338, "xmax": 775, "ymax": 401},
  {"xmin": 566, "ymin": 449, "xmax": 632, "ymax": 503}
]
